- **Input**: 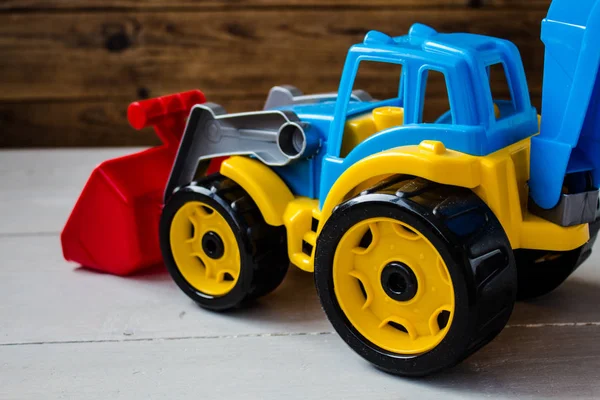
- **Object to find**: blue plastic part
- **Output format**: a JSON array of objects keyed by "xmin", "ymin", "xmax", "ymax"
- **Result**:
[
  {"xmin": 271, "ymin": 23, "xmax": 539, "ymax": 204},
  {"xmin": 530, "ymin": 0, "xmax": 600, "ymax": 209},
  {"xmin": 326, "ymin": 25, "xmax": 538, "ymax": 159}
]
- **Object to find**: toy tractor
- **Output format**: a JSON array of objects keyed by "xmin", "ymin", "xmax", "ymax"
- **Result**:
[{"xmin": 62, "ymin": 0, "xmax": 600, "ymax": 376}]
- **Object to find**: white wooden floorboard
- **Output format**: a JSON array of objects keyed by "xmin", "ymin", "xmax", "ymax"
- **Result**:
[
  {"xmin": 2, "ymin": 232, "xmax": 600, "ymax": 345},
  {"xmin": 1, "ymin": 326, "xmax": 599, "ymax": 400},
  {"xmin": 2, "ymin": 149, "xmax": 600, "ymax": 399},
  {"xmin": 0, "ymin": 148, "xmax": 141, "ymax": 234},
  {"xmin": 0, "ymin": 234, "xmax": 330, "ymax": 345}
]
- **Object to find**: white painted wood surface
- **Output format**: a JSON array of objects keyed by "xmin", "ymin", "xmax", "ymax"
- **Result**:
[{"xmin": 1, "ymin": 149, "xmax": 600, "ymax": 399}]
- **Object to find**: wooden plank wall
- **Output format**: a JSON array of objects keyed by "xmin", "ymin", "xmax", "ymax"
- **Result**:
[{"xmin": 0, "ymin": 0, "xmax": 551, "ymax": 147}]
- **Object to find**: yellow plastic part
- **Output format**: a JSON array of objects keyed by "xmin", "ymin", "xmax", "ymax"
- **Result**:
[
  {"xmin": 340, "ymin": 113, "xmax": 377, "ymax": 157},
  {"xmin": 494, "ymin": 103, "xmax": 501, "ymax": 119},
  {"xmin": 340, "ymin": 107, "xmax": 405, "ymax": 157},
  {"xmin": 320, "ymin": 139, "xmax": 589, "ymax": 261},
  {"xmin": 472, "ymin": 139, "xmax": 589, "ymax": 252},
  {"xmin": 321, "ymin": 141, "xmax": 481, "ymax": 226},
  {"xmin": 282, "ymin": 197, "xmax": 321, "ymax": 272},
  {"xmin": 373, "ymin": 106, "xmax": 405, "ymax": 132},
  {"xmin": 220, "ymin": 156, "xmax": 294, "ymax": 227},
  {"xmin": 170, "ymin": 201, "xmax": 240, "ymax": 296},
  {"xmin": 219, "ymin": 157, "xmax": 322, "ymax": 272},
  {"xmin": 333, "ymin": 217, "xmax": 454, "ymax": 354}
]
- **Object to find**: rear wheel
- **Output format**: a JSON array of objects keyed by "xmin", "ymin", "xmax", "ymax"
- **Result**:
[
  {"xmin": 160, "ymin": 175, "xmax": 289, "ymax": 311},
  {"xmin": 515, "ymin": 218, "xmax": 599, "ymax": 300},
  {"xmin": 315, "ymin": 177, "xmax": 517, "ymax": 376}
]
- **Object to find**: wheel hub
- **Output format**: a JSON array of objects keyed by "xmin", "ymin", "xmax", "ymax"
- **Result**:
[
  {"xmin": 202, "ymin": 231, "xmax": 225, "ymax": 259},
  {"xmin": 381, "ymin": 262, "xmax": 418, "ymax": 302}
]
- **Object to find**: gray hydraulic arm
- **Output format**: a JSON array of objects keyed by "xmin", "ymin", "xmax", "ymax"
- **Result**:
[
  {"xmin": 164, "ymin": 86, "xmax": 373, "ymax": 201},
  {"xmin": 164, "ymin": 103, "xmax": 319, "ymax": 200}
]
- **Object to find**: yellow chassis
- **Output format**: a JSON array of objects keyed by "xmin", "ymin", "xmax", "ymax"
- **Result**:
[{"xmin": 220, "ymin": 138, "xmax": 589, "ymax": 273}]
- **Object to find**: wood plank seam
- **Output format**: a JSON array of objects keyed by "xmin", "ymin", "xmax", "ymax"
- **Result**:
[{"xmin": 3, "ymin": 322, "xmax": 600, "ymax": 348}]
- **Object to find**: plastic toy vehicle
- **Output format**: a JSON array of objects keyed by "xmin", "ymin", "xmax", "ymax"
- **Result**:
[{"xmin": 62, "ymin": 0, "xmax": 600, "ymax": 376}]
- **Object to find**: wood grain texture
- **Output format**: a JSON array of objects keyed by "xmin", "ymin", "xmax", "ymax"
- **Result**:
[
  {"xmin": 0, "ymin": 0, "xmax": 552, "ymax": 146},
  {"xmin": 0, "ymin": 98, "xmax": 258, "ymax": 147},
  {"xmin": 3, "ymin": 96, "xmax": 522, "ymax": 147},
  {"xmin": 0, "ymin": 0, "xmax": 552, "ymax": 11},
  {"xmin": 1, "ymin": 326, "xmax": 600, "ymax": 399},
  {"xmin": 0, "ymin": 9, "xmax": 546, "ymax": 100}
]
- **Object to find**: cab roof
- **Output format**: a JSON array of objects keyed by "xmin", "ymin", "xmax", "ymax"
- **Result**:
[{"xmin": 355, "ymin": 24, "xmax": 513, "ymax": 66}]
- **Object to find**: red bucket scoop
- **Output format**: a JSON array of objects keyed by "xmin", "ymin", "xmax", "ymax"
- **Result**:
[{"xmin": 61, "ymin": 90, "xmax": 224, "ymax": 276}]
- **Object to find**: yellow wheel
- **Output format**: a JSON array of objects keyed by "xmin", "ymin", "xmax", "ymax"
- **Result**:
[
  {"xmin": 315, "ymin": 177, "xmax": 517, "ymax": 376},
  {"xmin": 160, "ymin": 176, "xmax": 289, "ymax": 311},
  {"xmin": 333, "ymin": 217, "xmax": 454, "ymax": 355},
  {"xmin": 170, "ymin": 201, "xmax": 240, "ymax": 297}
]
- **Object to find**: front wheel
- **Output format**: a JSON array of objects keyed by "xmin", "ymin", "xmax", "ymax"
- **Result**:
[
  {"xmin": 160, "ymin": 176, "xmax": 289, "ymax": 311},
  {"xmin": 314, "ymin": 178, "xmax": 517, "ymax": 376}
]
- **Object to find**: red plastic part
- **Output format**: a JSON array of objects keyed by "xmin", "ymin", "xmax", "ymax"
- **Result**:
[{"xmin": 61, "ymin": 90, "xmax": 211, "ymax": 276}]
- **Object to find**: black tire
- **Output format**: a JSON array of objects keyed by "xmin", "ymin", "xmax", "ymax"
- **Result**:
[
  {"xmin": 515, "ymin": 218, "xmax": 600, "ymax": 300},
  {"xmin": 314, "ymin": 177, "xmax": 518, "ymax": 377},
  {"xmin": 160, "ymin": 175, "xmax": 289, "ymax": 311}
]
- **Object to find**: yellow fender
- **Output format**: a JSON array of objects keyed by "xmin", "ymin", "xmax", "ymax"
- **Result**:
[
  {"xmin": 320, "ymin": 141, "xmax": 481, "ymax": 225},
  {"xmin": 320, "ymin": 140, "xmax": 589, "ymax": 253},
  {"xmin": 220, "ymin": 156, "xmax": 294, "ymax": 227}
]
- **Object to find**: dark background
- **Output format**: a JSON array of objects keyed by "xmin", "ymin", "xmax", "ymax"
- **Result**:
[{"xmin": 0, "ymin": 0, "xmax": 551, "ymax": 147}]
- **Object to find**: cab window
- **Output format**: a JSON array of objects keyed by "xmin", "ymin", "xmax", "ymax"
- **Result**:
[
  {"xmin": 340, "ymin": 61, "xmax": 404, "ymax": 157},
  {"xmin": 420, "ymin": 69, "xmax": 453, "ymax": 124},
  {"xmin": 487, "ymin": 62, "xmax": 517, "ymax": 120},
  {"xmin": 352, "ymin": 60, "xmax": 403, "ymax": 106}
]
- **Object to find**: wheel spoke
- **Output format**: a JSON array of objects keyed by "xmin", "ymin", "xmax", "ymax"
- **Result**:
[
  {"xmin": 391, "ymin": 221, "xmax": 421, "ymax": 241},
  {"xmin": 428, "ymin": 306, "xmax": 453, "ymax": 336},
  {"xmin": 437, "ymin": 257, "xmax": 451, "ymax": 286},
  {"xmin": 185, "ymin": 214, "xmax": 200, "ymax": 244},
  {"xmin": 193, "ymin": 204, "xmax": 215, "ymax": 220},
  {"xmin": 422, "ymin": 256, "xmax": 453, "ymax": 298},
  {"xmin": 378, "ymin": 316, "xmax": 418, "ymax": 340},
  {"xmin": 408, "ymin": 281, "xmax": 453, "ymax": 337},
  {"xmin": 216, "ymin": 269, "xmax": 238, "ymax": 283},
  {"xmin": 375, "ymin": 220, "xmax": 423, "ymax": 253},
  {"xmin": 186, "ymin": 207, "xmax": 215, "ymax": 243},
  {"xmin": 191, "ymin": 252, "xmax": 215, "ymax": 279},
  {"xmin": 351, "ymin": 222, "xmax": 391, "ymax": 278},
  {"xmin": 377, "ymin": 220, "xmax": 399, "ymax": 240},
  {"xmin": 374, "ymin": 291, "xmax": 452, "ymax": 339},
  {"xmin": 352, "ymin": 222, "xmax": 380, "ymax": 256},
  {"xmin": 214, "ymin": 252, "xmax": 240, "ymax": 281},
  {"xmin": 348, "ymin": 270, "xmax": 374, "ymax": 310}
]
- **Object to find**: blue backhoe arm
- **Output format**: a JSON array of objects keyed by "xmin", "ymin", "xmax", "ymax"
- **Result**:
[{"xmin": 530, "ymin": 0, "xmax": 600, "ymax": 210}]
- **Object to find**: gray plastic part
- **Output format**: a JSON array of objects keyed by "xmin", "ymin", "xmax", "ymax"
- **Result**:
[
  {"xmin": 164, "ymin": 102, "xmax": 319, "ymax": 200},
  {"xmin": 264, "ymin": 85, "xmax": 373, "ymax": 110},
  {"xmin": 529, "ymin": 190, "xmax": 600, "ymax": 227}
]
